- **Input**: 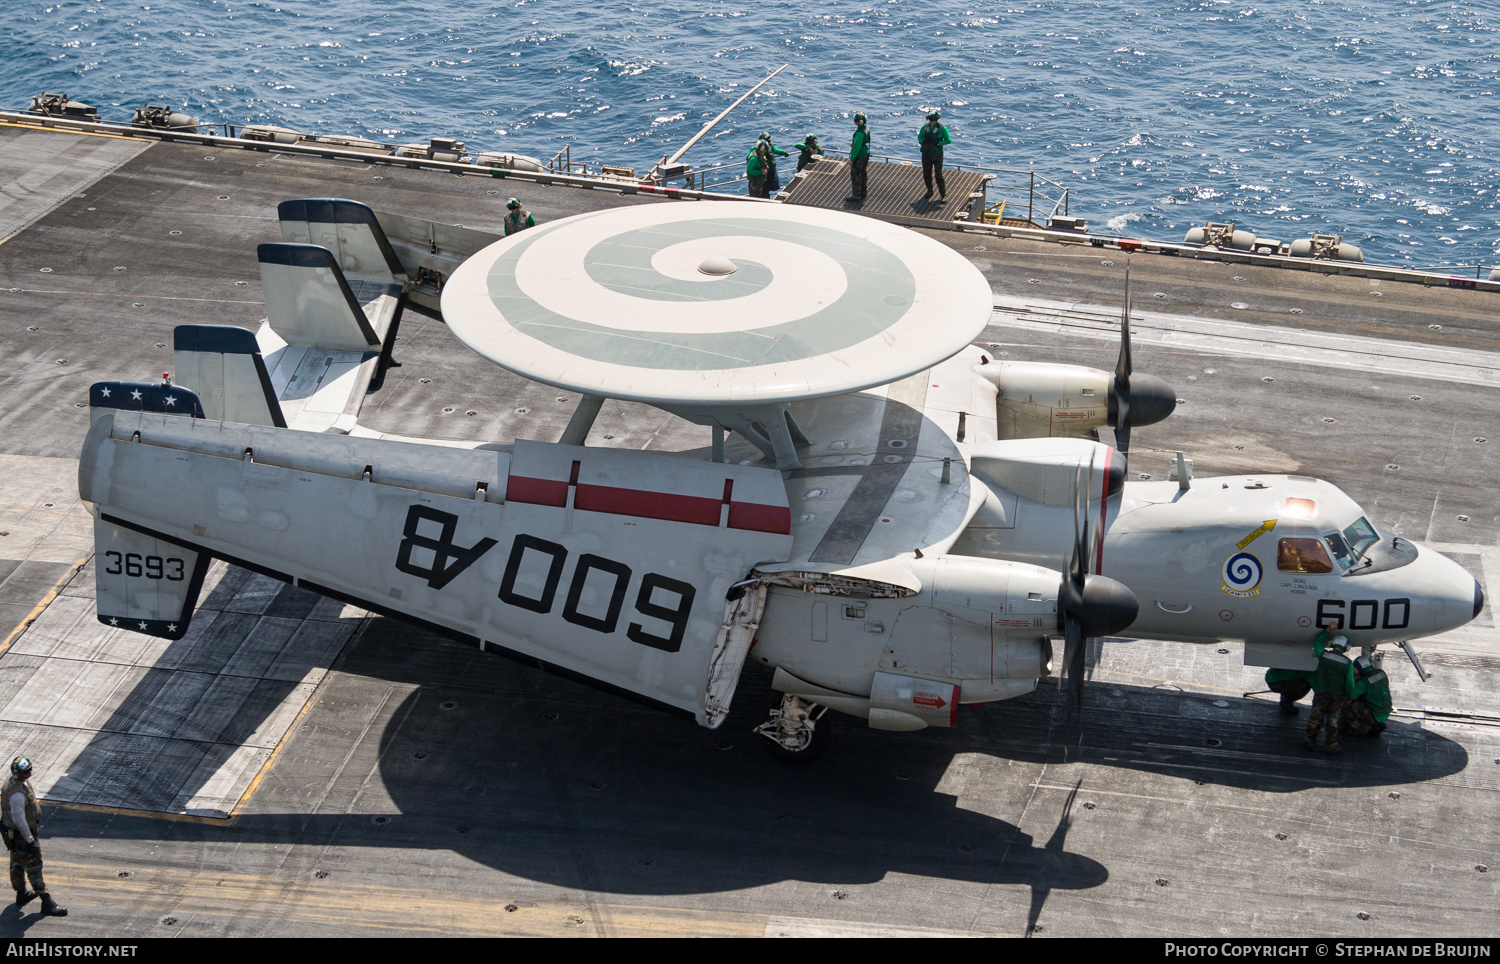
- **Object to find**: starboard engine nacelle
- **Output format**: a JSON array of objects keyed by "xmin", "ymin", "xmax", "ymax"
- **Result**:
[{"xmin": 756, "ymin": 554, "xmax": 1064, "ymax": 730}]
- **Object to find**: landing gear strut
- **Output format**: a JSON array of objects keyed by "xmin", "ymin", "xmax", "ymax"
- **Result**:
[{"xmin": 754, "ymin": 694, "xmax": 831, "ymax": 761}]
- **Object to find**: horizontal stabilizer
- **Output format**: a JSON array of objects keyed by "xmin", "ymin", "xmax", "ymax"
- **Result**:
[
  {"xmin": 89, "ymin": 381, "xmax": 205, "ymax": 421},
  {"xmin": 173, "ymin": 325, "xmax": 287, "ymax": 427},
  {"xmin": 258, "ymin": 243, "xmax": 382, "ymax": 351},
  {"xmin": 92, "ymin": 518, "xmax": 210, "ymax": 639},
  {"xmin": 277, "ymin": 197, "xmax": 405, "ymax": 284}
]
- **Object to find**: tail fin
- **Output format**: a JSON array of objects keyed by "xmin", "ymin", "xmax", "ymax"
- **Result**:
[
  {"xmin": 172, "ymin": 325, "xmax": 286, "ymax": 427},
  {"xmin": 276, "ymin": 197, "xmax": 405, "ymax": 285},
  {"xmin": 93, "ymin": 517, "xmax": 210, "ymax": 639},
  {"xmin": 257, "ymin": 243, "xmax": 382, "ymax": 351}
]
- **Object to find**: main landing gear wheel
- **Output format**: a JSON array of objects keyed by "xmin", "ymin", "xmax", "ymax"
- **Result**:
[{"xmin": 754, "ymin": 694, "xmax": 831, "ymax": 762}]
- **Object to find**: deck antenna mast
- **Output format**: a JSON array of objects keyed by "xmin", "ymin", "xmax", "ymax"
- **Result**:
[{"xmin": 652, "ymin": 64, "xmax": 788, "ymax": 181}]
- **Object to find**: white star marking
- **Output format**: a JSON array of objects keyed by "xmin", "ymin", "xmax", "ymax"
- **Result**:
[
  {"xmin": 108, "ymin": 617, "xmax": 119, "ymax": 626},
  {"xmin": 130, "ymin": 389, "xmax": 143, "ymax": 401},
  {"xmin": 164, "ymin": 395, "xmax": 177, "ymax": 407},
  {"xmin": 99, "ymin": 386, "xmax": 111, "ymax": 398},
  {"xmin": 137, "ymin": 621, "xmax": 148, "ymax": 631},
  {"xmin": 167, "ymin": 623, "xmax": 178, "ymax": 633}
]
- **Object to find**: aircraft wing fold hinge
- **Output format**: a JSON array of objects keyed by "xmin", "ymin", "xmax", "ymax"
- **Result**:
[{"xmin": 703, "ymin": 579, "xmax": 768, "ymax": 728}]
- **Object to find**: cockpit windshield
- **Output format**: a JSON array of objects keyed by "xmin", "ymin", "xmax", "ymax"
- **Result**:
[
  {"xmin": 1343, "ymin": 517, "xmax": 1380, "ymax": 559},
  {"xmin": 1325, "ymin": 531, "xmax": 1354, "ymax": 571}
]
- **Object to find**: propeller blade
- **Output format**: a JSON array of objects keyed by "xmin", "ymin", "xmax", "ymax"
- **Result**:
[
  {"xmin": 1114, "ymin": 412, "xmax": 1132, "ymax": 461},
  {"xmin": 1115, "ymin": 262, "xmax": 1133, "ymax": 386},
  {"xmin": 1112, "ymin": 263, "xmax": 1134, "ymax": 458},
  {"xmin": 1060, "ymin": 453, "xmax": 1098, "ymax": 719},
  {"xmin": 1070, "ymin": 459, "xmax": 1087, "ymax": 590},
  {"xmin": 1109, "ymin": 260, "xmax": 1175, "ymax": 458},
  {"xmin": 1063, "ymin": 618, "xmax": 1086, "ymax": 716}
]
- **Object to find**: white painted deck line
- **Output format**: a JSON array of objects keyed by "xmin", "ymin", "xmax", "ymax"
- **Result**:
[
  {"xmin": 990, "ymin": 295, "xmax": 1500, "ymax": 388},
  {"xmin": 3, "ymin": 558, "xmax": 365, "ymax": 818}
]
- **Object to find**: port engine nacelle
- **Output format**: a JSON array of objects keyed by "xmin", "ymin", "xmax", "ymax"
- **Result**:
[{"xmin": 975, "ymin": 359, "xmax": 1176, "ymax": 441}]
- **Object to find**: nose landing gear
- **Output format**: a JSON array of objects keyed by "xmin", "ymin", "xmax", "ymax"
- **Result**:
[{"xmin": 754, "ymin": 694, "xmax": 832, "ymax": 761}]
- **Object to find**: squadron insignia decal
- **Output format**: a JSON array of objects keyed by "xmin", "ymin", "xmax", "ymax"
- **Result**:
[{"xmin": 1221, "ymin": 551, "xmax": 1264, "ymax": 598}]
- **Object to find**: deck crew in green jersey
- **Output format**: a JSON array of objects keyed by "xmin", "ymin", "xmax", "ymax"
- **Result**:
[
  {"xmin": 1305, "ymin": 631, "xmax": 1355, "ymax": 752},
  {"xmin": 756, "ymin": 132, "xmax": 789, "ymax": 195},
  {"xmin": 918, "ymin": 110, "xmax": 951, "ymax": 200},
  {"xmin": 847, "ymin": 112, "xmax": 871, "ymax": 201},
  {"xmin": 1343, "ymin": 655, "xmax": 1392, "ymax": 737},
  {"xmin": 795, "ymin": 134, "xmax": 823, "ymax": 172},
  {"xmin": 504, "ymin": 198, "xmax": 536, "ymax": 236},
  {"xmin": 745, "ymin": 142, "xmax": 767, "ymax": 198},
  {"xmin": 1265, "ymin": 666, "xmax": 1314, "ymax": 715}
]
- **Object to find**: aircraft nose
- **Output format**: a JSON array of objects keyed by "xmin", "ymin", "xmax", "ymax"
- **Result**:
[{"xmin": 1420, "ymin": 546, "xmax": 1486, "ymax": 636}]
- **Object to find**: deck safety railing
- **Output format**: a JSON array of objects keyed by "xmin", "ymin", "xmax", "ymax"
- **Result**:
[
  {"xmin": 813, "ymin": 150, "xmax": 1069, "ymax": 227},
  {"xmin": 651, "ymin": 150, "xmax": 1069, "ymax": 223},
  {"xmin": 546, "ymin": 145, "xmax": 591, "ymax": 177}
]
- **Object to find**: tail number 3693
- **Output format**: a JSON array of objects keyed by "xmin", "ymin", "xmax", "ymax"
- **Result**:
[{"xmin": 103, "ymin": 551, "xmax": 185, "ymax": 581}]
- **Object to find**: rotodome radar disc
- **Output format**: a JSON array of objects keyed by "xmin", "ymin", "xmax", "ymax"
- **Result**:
[{"xmin": 441, "ymin": 201, "xmax": 993, "ymax": 406}]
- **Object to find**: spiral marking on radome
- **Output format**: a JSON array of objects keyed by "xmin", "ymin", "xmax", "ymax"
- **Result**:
[{"xmin": 485, "ymin": 213, "xmax": 916, "ymax": 371}]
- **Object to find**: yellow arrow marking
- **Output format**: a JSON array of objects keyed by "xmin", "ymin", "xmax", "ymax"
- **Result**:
[{"xmin": 1237, "ymin": 520, "xmax": 1276, "ymax": 550}]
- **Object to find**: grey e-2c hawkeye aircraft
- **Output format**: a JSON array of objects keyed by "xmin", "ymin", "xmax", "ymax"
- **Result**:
[{"xmin": 77, "ymin": 199, "xmax": 1483, "ymax": 758}]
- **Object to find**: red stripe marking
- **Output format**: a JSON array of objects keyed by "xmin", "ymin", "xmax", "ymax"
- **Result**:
[
  {"xmin": 575, "ymin": 484, "xmax": 721, "ymax": 526},
  {"xmin": 1118, "ymin": 238, "xmax": 1143, "ymax": 251},
  {"xmin": 509, "ymin": 475, "xmax": 790, "ymax": 533},
  {"xmin": 722, "ymin": 479, "xmax": 734, "ymax": 503},
  {"xmin": 728, "ymin": 501, "xmax": 792, "ymax": 535},
  {"xmin": 507, "ymin": 475, "xmax": 568, "ymax": 507},
  {"xmin": 950, "ymin": 685, "xmax": 960, "ymax": 727}
]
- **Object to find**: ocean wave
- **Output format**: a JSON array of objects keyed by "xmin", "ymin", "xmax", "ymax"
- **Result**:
[{"xmin": 3, "ymin": 0, "xmax": 1496, "ymax": 265}]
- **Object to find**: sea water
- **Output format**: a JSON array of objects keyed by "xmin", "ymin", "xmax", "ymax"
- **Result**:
[{"xmin": 3, "ymin": 0, "xmax": 1496, "ymax": 268}]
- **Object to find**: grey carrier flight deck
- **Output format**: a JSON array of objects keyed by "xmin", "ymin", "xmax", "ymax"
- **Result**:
[{"xmin": 0, "ymin": 114, "xmax": 1497, "ymax": 938}]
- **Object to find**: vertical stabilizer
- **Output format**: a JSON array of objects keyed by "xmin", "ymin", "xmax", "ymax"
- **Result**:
[
  {"xmin": 257, "ymin": 243, "xmax": 382, "ymax": 351},
  {"xmin": 277, "ymin": 197, "xmax": 405, "ymax": 284},
  {"xmin": 173, "ymin": 325, "xmax": 287, "ymax": 427}
]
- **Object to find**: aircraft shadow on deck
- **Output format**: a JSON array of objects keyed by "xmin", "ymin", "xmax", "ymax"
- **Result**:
[{"xmin": 46, "ymin": 617, "xmax": 1467, "ymax": 898}]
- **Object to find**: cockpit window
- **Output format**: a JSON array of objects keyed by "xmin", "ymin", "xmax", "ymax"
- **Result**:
[
  {"xmin": 1278, "ymin": 538, "xmax": 1333, "ymax": 573},
  {"xmin": 1324, "ymin": 531, "xmax": 1353, "ymax": 571},
  {"xmin": 1282, "ymin": 498, "xmax": 1317, "ymax": 520},
  {"xmin": 1343, "ymin": 517, "xmax": 1380, "ymax": 559}
]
